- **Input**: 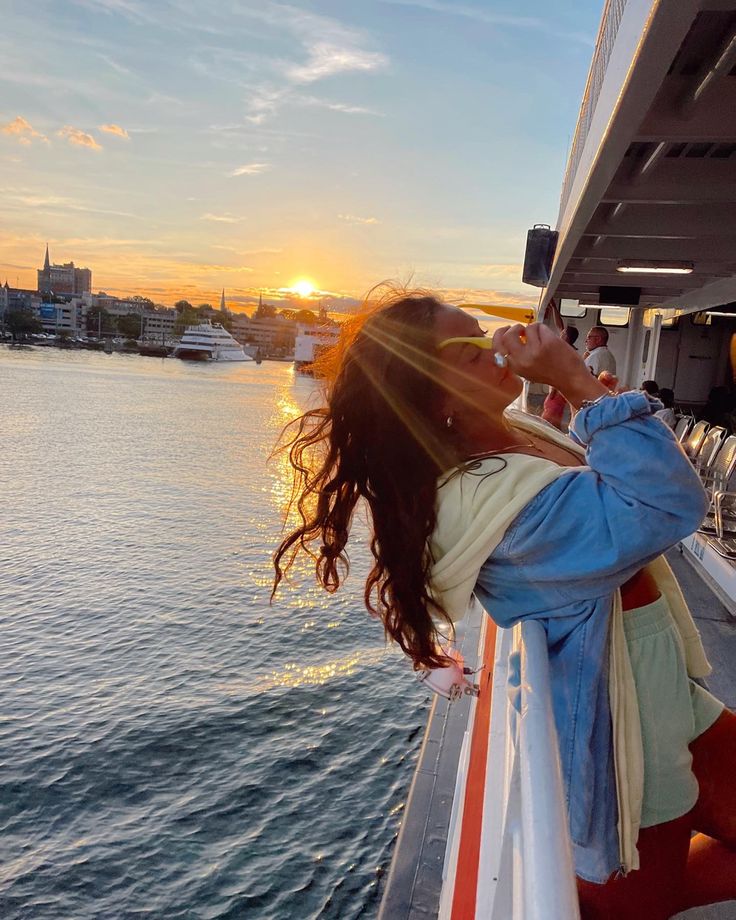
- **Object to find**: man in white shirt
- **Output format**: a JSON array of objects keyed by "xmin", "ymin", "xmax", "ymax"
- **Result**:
[{"xmin": 584, "ymin": 326, "xmax": 617, "ymax": 376}]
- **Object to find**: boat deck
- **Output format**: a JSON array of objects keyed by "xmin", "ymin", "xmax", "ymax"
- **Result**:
[{"xmin": 378, "ymin": 547, "xmax": 736, "ymax": 919}]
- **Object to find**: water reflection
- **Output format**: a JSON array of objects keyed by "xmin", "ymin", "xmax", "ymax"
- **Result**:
[{"xmin": 0, "ymin": 346, "xmax": 421, "ymax": 920}]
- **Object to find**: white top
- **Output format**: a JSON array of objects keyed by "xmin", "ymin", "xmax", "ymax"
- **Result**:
[
  {"xmin": 584, "ymin": 345, "xmax": 617, "ymax": 377},
  {"xmin": 654, "ymin": 407, "xmax": 676, "ymax": 429}
]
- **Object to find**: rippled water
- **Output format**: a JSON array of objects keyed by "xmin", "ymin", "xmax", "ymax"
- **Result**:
[{"xmin": 0, "ymin": 346, "xmax": 429, "ymax": 920}]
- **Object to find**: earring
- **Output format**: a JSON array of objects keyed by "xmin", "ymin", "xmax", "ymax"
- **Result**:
[{"xmin": 446, "ymin": 415, "xmax": 454, "ymax": 428}]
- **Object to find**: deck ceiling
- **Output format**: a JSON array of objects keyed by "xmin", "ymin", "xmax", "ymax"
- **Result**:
[{"xmin": 550, "ymin": 9, "xmax": 736, "ymax": 311}]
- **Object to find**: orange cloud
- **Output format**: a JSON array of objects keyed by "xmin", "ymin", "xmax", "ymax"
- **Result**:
[
  {"xmin": 338, "ymin": 213, "xmax": 379, "ymax": 225},
  {"xmin": 229, "ymin": 162, "xmax": 271, "ymax": 177},
  {"xmin": 99, "ymin": 123, "xmax": 130, "ymax": 139},
  {"xmin": 58, "ymin": 126, "xmax": 102, "ymax": 151},
  {"xmin": 200, "ymin": 212, "xmax": 244, "ymax": 223},
  {"xmin": 1, "ymin": 116, "xmax": 48, "ymax": 145}
]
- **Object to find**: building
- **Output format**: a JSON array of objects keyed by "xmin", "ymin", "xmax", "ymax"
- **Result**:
[
  {"xmin": 37, "ymin": 244, "xmax": 92, "ymax": 295},
  {"xmin": 141, "ymin": 308, "xmax": 177, "ymax": 342},
  {"xmin": 82, "ymin": 292, "xmax": 149, "ymax": 317},
  {"xmin": 37, "ymin": 299, "xmax": 84, "ymax": 335},
  {"xmin": 1, "ymin": 282, "xmax": 39, "ymax": 319},
  {"xmin": 230, "ymin": 312, "xmax": 296, "ymax": 355}
]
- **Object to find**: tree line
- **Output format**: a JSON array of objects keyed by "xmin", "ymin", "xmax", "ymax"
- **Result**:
[{"xmin": 2, "ymin": 295, "xmax": 320, "ymax": 342}]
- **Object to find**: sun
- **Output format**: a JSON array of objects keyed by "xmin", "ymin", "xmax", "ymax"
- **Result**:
[{"xmin": 291, "ymin": 278, "xmax": 316, "ymax": 298}]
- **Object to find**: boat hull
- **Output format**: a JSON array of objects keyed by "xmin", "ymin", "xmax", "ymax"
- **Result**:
[{"xmin": 173, "ymin": 348, "xmax": 210, "ymax": 361}]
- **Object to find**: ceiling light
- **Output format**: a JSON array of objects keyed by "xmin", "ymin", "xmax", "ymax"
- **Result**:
[{"xmin": 616, "ymin": 261, "xmax": 694, "ymax": 274}]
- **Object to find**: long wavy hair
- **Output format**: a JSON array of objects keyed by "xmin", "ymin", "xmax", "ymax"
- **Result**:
[{"xmin": 272, "ymin": 288, "xmax": 461, "ymax": 669}]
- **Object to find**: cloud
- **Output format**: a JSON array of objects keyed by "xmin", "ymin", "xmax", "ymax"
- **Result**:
[
  {"xmin": 435, "ymin": 285, "xmax": 537, "ymax": 307},
  {"xmin": 58, "ymin": 126, "xmax": 103, "ymax": 151},
  {"xmin": 200, "ymin": 213, "xmax": 244, "ymax": 223},
  {"xmin": 377, "ymin": 0, "xmax": 593, "ymax": 45},
  {"xmin": 233, "ymin": 5, "xmax": 388, "ymax": 124},
  {"xmin": 288, "ymin": 43, "xmax": 388, "ymax": 84},
  {"xmin": 244, "ymin": 86, "xmax": 288, "ymax": 125},
  {"xmin": 70, "ymin": 0, "xmax": 157, "ymax": 26},
  {"xmin": 228, "ymin": 162, "xmax": 271, "ymax": 177},
  {"xmin": 295, "ymin": 94, "xmax": 382, "ymax": 116},
  {"xmin": 1, "ymin": 116, "xmax": 49, "ymax": 145},
  {"xmin": 99, "ymin": 123, "xmax": 130, "ymax": 139},
  {"xmin": 96, "ymin": 53, "xmax": 132, "ymax": 75},
  {"xmin": 211, "ymin": 245, "xmax": 283, "ymax": 256},
  {"xmin": 0, "ymin": 185, "xmax": 144, "ymax": 219},
  {"xmin": 338, "ymin": 214, "xmax": 379, "ymax": 225}
]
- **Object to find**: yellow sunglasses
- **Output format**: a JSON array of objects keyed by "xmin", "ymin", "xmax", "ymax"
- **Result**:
[{"xmin": 437, "ymin": 336, "xmax": 508, "ymax": 368}]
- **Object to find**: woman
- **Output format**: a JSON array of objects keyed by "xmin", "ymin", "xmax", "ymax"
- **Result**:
[
  {"xmin": 655, "ymin": 387, "xmax": 677, "ymax": 429},
  {"xmin": 272, "ymin": 290, "xmax": 736, "ymax": 919}
]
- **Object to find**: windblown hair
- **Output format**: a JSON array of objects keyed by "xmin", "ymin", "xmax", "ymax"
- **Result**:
[{"xmin": 272, "ymin": 288, "xmax": 459, "ymax": 669}]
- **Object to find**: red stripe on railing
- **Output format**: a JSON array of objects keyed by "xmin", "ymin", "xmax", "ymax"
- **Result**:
[{"xmin": 450, "ymin": 617, "xmax": 498, "ymax": 920}]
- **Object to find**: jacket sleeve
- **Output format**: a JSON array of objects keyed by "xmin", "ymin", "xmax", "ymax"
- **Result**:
[{"xmin": 477, "ymin": 392, "xmax": 708, "ymax": 616}]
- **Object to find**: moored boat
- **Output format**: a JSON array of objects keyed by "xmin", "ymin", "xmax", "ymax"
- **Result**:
[
  {"xmin": 138, "ymin": 343, "xmax": 172, "ymax": 358},
  {"xmin": 172, "ymin": 322, "xmax": 253, "ymax": 362},
  {"xmin": 294, "ymin": 322, "xmax": 340, "ymax": 374}
]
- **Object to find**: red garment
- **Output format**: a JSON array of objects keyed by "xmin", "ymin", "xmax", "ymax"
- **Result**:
[{"xmin": 542, "ymin": 388, "xmax": 567, "ymax": 428}]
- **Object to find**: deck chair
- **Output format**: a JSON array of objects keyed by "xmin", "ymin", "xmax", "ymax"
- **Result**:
[
  {"xmin": 695, "ymin": 426, "xmax": 727, "ymax": 479},
  {"xmin": 708, "ymin": 490, "xmax": 736, "ymax": 559},
  {"xmin": 674, "ymin": 416, "xmax": 693, "ymax": 443},
  {"xmin": 683, "ymin": 420, "xmax": 710, "ymax": 461},
  {"xmin": 698, "ymin": 435, "xmax": 736, "ymax": 536}
]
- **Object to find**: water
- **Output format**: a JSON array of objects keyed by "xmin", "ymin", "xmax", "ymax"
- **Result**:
[{"xmin": 0, "ymin": 346, "xmax": 429, "ymax": 920}]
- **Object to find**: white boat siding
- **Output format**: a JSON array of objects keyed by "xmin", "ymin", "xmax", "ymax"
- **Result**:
[{"xmin": 294, "ymin": 322, "xmax": 340, "ymax": 370}]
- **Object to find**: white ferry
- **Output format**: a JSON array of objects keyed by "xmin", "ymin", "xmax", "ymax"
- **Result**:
[
  {"xmin": 294, "ymin": 321, "xmax": 341, "ymax": 374},
  {"xmin": 380, "ymin": 2, "xmax": 736, "ymax": 918},
  {"xmin": 172, "ymin": 322, "xmax": 253, "ymax": 362}
]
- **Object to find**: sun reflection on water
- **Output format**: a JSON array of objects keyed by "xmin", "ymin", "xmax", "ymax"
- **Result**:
[{"xmin": 219, "ymin": 646, "xmax": 387, "ymax": 694}]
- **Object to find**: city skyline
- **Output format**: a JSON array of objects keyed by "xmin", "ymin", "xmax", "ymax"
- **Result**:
[{"xmin": 1, "ymin": 1, "xmax": 602, "ymax": 310}]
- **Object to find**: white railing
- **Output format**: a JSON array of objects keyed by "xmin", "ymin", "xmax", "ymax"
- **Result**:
[
  {"xmin": 559, "ymin": 0, "xmax": 629, "ymax": 215},
  {"xmin": 440, "ymin": 617, "xmax": 579, "ymax": 919}
]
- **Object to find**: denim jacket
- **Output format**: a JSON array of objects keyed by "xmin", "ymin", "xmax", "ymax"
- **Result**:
[{"xmin": 474, "ymin": 392, "xmax": 709, "ymax": 882}]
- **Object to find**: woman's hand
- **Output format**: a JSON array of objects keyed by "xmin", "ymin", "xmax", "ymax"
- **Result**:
[{"xmin": 493, "ymin": 322, "xmax": 608, "ymax": 408}]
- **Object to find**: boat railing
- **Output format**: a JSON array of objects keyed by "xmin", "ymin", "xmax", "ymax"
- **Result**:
[
  {"xmin": 440, "ymin": 617, "xmax": 579, "ymax": 919},
  {"xmin": 559, "ymin": 0, "xmax": 629, "ymax": 216}
]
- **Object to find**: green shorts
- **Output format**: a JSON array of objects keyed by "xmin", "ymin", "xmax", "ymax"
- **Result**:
[{"xmin": 623, "ymin": 594, "xmax": 724, "ymax": 828}]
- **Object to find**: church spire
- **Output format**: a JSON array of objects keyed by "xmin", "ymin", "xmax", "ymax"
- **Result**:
[
  {"xmin": 44, "ymin": 243, "xmax": 50, "ymax": 270},
  {"xmin": 220, "ymin": 288, "xmax": 226, "ymax": 311}
]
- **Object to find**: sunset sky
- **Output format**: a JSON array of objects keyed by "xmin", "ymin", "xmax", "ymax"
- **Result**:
[{"xmin": 1, "ymin": 0, "xmax": 602, "ymax": 312}]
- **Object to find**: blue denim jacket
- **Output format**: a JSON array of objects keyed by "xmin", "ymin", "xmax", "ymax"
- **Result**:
[{"xmin": 474, "ymin": 392, "xmax": 708, "ymax": 883}]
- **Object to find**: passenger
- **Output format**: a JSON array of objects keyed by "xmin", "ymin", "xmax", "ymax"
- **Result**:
[
  {"xmin": 564, "ymin": 324, "xmax": 580, "ymax": 350},
  {"xmin": 541, "ymin": 298, "xmax": 578, "ymax": 430},
  {"xmin": 702, "ymin": 386, "xmax": 733, "ymax": 429},
  {"xmin": 584, "ymin": 325, "xmax": 617, "ymax": 376},
  {"xmin": 542, "ymin": 327, "xmax": 580, "ymax": 430},
  {"xmin": 272, "ymin": 289, "xmax": 736, "ymax": 920},
  {"xmin": 655, "ymin": 388, "xmax": 677, "ymax": 429},
  {"xmin": 641, "ymin": 379, "xmax": 659, "ymax": 397}
]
